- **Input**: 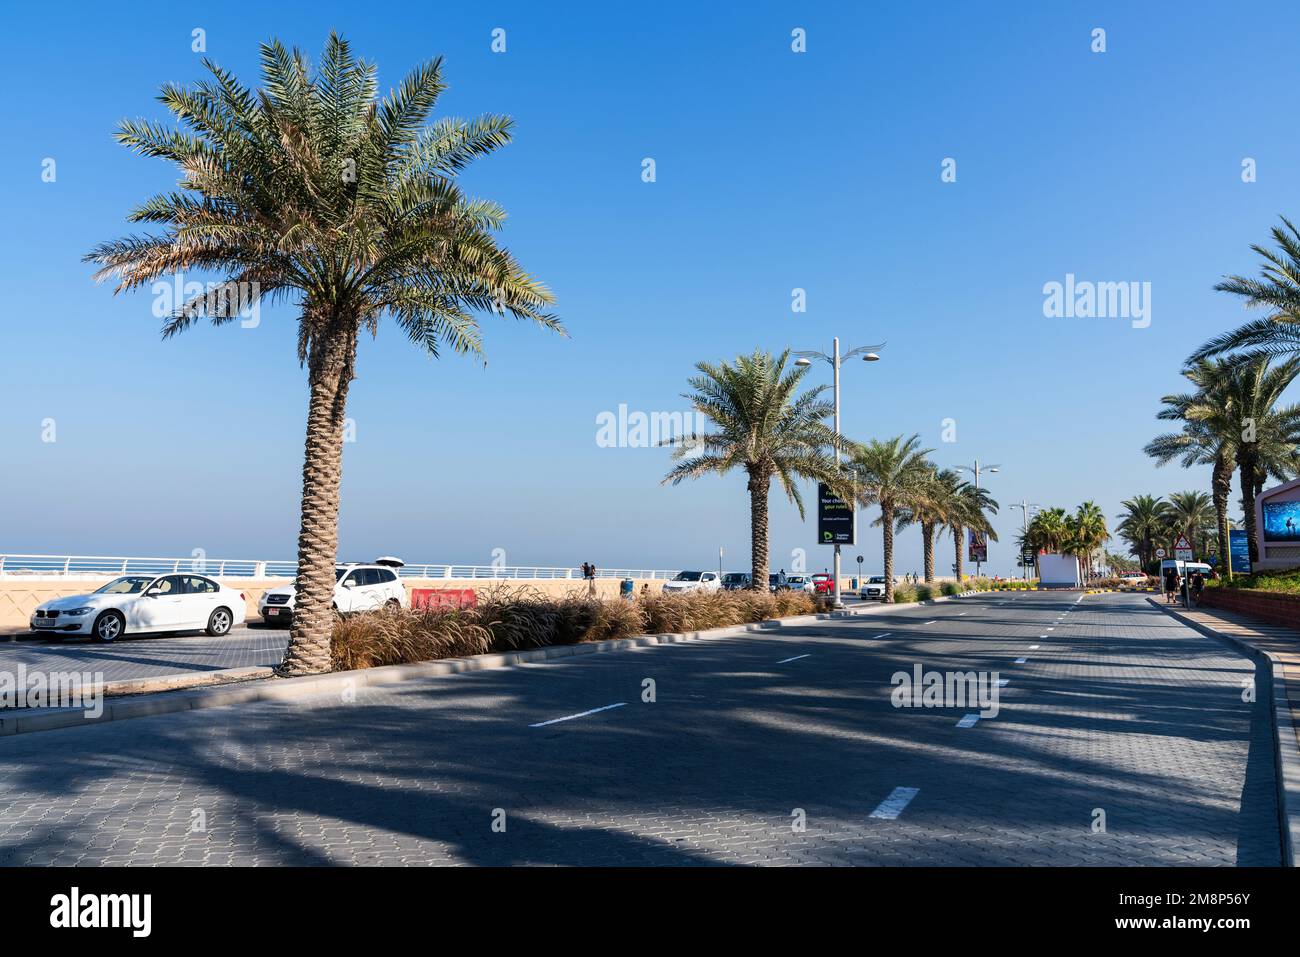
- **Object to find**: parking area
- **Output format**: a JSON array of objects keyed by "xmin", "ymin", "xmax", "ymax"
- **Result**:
[{"xmin": 0, "ymin": 624, "xmax": 288, "ymax": 682}]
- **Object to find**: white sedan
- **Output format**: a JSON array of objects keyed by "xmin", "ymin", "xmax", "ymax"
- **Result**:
[
  {"xmin": 30, "ymin": 574, "xmax": 247, "ymax": 642},
  {"xmin": 661, "ymin": 571, "xmax": 721, "ymax": 594}
]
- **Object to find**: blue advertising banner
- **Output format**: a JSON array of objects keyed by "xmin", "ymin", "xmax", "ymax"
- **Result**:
[{"xmin": 1229, "ymin": 528, "xmax": 1252, "ymax": 574}]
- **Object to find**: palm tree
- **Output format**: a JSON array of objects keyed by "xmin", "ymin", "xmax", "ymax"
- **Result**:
[
  {"xmin": 849, "ymin": 436, "xmax": 934, "ymax": 601},
  {"xmin": 1165, "ymin": 490, "xmax": 1217, "ymax": 558},
  {"xmin": 1169, "ymin": 357, "xmax": 1300, "ymax": 561},
  {"xmin": 1067, "ymin": 501, "xmax": 1109, "ymax": 578},
  {"xmin": 86, "ymin": 35, "xmax": 560, "ymax": 675},
  {"xmin": 1191, "ymin": 218, "xmax": 1300, "ymax": 363},
  {"xmin": 946, "ymin": 480, "xmax": 998, "ymax": 582},
  {"xmin": 1145, "ymin": 360, "xmax": 1239, "ymax": 577},
  {"xmin": 663, "ymin": 348, "xmax": 848, "ymax": 592},
  {"xmin": 896, "ymin": 468, "xmax": 963, "ymax": 583},
  {"xmin": 1116, "ymin": 495, "xmax": 1170, "ymax": 572},
  {"xmin": 1026, "ymin": 507, "xmax": 1069, "ymax": 554}
]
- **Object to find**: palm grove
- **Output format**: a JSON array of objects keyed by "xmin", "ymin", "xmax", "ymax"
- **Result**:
[{"xmin": 1130, "ymin": 219, "xmax": 1300, "ymax": 576}]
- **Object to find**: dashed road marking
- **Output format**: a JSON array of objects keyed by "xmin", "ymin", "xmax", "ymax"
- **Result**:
[
  {"xmin": 529, "ymin": 702, "xmax": 627, "ymax": 728},
  {"xmin": 871, "ymin": 633, "xmax": 891, "ymax": 639},
  {"xmin": 1030, "ymin": 644, "xmax": 1039, "ymax": 649},
  {"xmin": 924, "ymin": 620, "xmax": 938, "ymax": 625},
  {"xmin": 1014, "ymin": 657, "xmax": 1027, "ymax": 664},
  {"xmin": 956, "ymin": 714, "xmax": 980, "ymax": 728},
  {"xmin": 776, "ymin": 654, "xmax": 811, "ymax": 664},
  {"xmin": 869, "ymin": 786, "xmax": 920, "ymax": 820}
]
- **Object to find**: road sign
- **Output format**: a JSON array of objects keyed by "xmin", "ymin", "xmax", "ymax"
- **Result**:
[
  {"xmin": 1155, "ymin": 547, "xmax": 1166, "ymax": 559},
  {"xmin": 1172, "ymin": 534, "xmax": 1193, "ymax": 562},
  {"xmin": 1229, "ymin": 528, "xmax": 1252, "ymax": 574}
]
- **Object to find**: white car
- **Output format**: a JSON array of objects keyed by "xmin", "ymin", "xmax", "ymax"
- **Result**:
[
  {"xmin": 30, "ymin": 574, "xmax": 247, "ymax": 642},
  {"xmin": 661, "ymin": 571, "xmax": 721, "ymax": 594},
  {"xmin": 786, "ymin": 576, "xmax": 815, "ymax": 593},
  {"xmin": 858, "ymin": 575, "xmax": 890, "ymax": 601},
  {"xmin": 259, "ymin": 561, "xmax": 409, "ymax": 625}
]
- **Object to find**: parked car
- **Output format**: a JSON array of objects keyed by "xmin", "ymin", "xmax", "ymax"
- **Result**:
[
  {"xmin": 721, "ymin": 572, "xmax": 752, "ymax": 591},
  {"xmin": 662, "ymin": 571, "xmax": 721, "ymax": 594},
  {"xmin": 858, "ymin": 575, "xmax": 890, "ymax": 601},
  {"xmin": 768, "ymin": 572, "xmax": 790, "ymax": 592},
  {"xmin": 259, "ymin": 560, "xmax": 408, "ymax": 626},
  {"xmin": 810, "ymin": 573, "xmax": 834, "ymax": 595},
  {"xmin": 786, "ymin": 575, "xmax": 815, "ymax": 593},
  {"xmin": 30, "ymin": 574, "xmax": 248, "ymax": 642}
]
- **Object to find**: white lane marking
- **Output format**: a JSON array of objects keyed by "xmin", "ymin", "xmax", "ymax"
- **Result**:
[
  {"xmin": 958, "ymin": 612, "xmax": 968, "ymax": 616},
  {"xmin": 1039, "ymin": 635, "xmax": 1048, "ymax": 638},
  {"xmin": 871, "ymin": 633, "xmax": 892, "ymax": 639},
  {"xmin": 924, "ymin": 620, "xmax": 938, "ymax": 625},
  {"xmin": 1014, "ymin": 657, "xmax": 1027, "ymax": 664},
  {"xmin": 529, "ymin": 702, "xmax": 627, "ymax": 728},
  {"xmin": 997, "ymin": 678, "xmax": 1010, "ymax": 687},
  {"xmin": 1047, "ymin": 627, "xmax": 1054, "ymax": 631},
  {"xmin": 956, "ymin": 714, "xmax": 980, "ymax": 728},
  {"xmin": 1030, "ymin": 644, "xmax": 1040, "ymax": 649},
  {"xmin": 869, "ymin": 786, "xmax": 920, "ymax": 820},
  {"xmin": 776, "ymin": 654, "xmax": 811, "ymax": 664}
]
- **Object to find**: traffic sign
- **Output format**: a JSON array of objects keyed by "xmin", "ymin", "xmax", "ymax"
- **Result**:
[
  {"xmin": 1172, "ymin": 534, "xmax": 1193, "ymax": 561},
  {"xmin": 1155, "ymin": 547, "xmax": 1166, "ymax": 559}
]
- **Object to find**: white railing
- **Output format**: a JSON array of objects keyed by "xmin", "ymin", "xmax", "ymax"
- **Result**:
[{"xmin": 0, "ymin": 554, "xmax": 681, "ymax": 581}]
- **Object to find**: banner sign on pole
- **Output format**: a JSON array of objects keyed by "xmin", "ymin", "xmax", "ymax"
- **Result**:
[
  {"xmin": 1229, "ymin": 529, "xmax": 1252, "ymax": 574},
  {"xmin": 968, "ymin": 529, "xmax": 988, "ymax": 564},
  {"xmin": 817, "ymin": 483, "xmax": 855, "ymax": 545}
]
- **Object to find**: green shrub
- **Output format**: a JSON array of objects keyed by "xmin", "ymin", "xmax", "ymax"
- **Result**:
[
  {"xmin": 892, "ymin": 585, "xmax": 918, "ymax": 603},
  {"xmin": 915, "ymin": 585, "xmax": 933, "ymax": 601},
  {"xmin": 940, "ymin": 582, "xmax": 959, "ymax": 596}
]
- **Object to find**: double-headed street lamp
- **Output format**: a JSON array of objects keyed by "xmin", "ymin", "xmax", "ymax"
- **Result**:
[
  {"xmin": 1010, "ymin": 500, "xmax": 1040, "ymax": 579},
  {"xmin": 954, "ymin": 459, "xmax": 999, "ymax": 579},
  {"xmin": 794, "ymin": 338, "xmax": 884, "ymax": 609}
]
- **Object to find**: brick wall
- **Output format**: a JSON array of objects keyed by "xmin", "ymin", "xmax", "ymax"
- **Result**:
[{"xmin": 1201, "ymin": 587, "xmax": 1300, "ymax": 628}]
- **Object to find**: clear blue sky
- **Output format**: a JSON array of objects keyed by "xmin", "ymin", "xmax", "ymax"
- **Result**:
[{"xmin": 3, "ymin": 0, "xmax": 1299, "ymax": 574}]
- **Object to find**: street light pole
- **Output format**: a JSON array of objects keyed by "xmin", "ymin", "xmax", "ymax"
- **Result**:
[
  {"xmin": 1010, "ymin": 500, "xmax": 1039, "ymax": 580},
  {"xmin": 955, "ymin": 459, "xmax": 1000, "ymax": 580},
  {"xmin": 795, "ymin": 339, "xmax": 884, "ymax": 609}
]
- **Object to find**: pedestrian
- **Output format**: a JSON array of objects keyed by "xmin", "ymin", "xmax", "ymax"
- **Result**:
[
  {"xmin": 1191, "ymin": 569, "xmax": 1205, "ymax": 606},
  {"xmin": 1163, "ymin": 565, "xmax": 1178, "ymax": 604},
  {"xmin": 584, "ymin": 561, "xmax": 597, "ymax": 597}
]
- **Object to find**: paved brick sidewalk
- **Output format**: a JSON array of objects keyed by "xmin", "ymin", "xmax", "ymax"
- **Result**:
[{"xmin": 0, "ymin": 592, "xmax": 1279, "ymax": 866}]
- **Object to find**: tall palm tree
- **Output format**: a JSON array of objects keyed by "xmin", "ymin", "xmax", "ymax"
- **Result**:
[
  {"xmin": 86, "ymin": 35, "xmax": 560, "ymax": 675},
  {"xmin": 1145, "ymin": 360, "xmax": 1239, "ymax": 577},
  {"xmin": 1026, "ymin": 507, "xmax": 1069, "ymax": 554},
  {"xmin": 663, "ymin": 348, "xmax": 848, "ymax": 591},
  {"xmin": 849, "ymin": 436, "xmax": 934, "ymax": 601},
  {"xmin": 896, "ymin": 468, "xmax": 963, "ymax": 583},
  {"xmin": 1067, "ymin": 501, "xmax": 1109, "ymax": 577},
  {"xmin": 946, "ymin": 480, "xmax": 998, "ymax": 582},
  {"xmin": 1191, "ymin": 217, "xmax": 1300, "ymax": 363},
  {"xmin": 1169, "ymin": 357, "xmax": 1300, "ymax": 561},
  {"xmin": 1116, "ymin": 495, "xmax": 1170, "ymax": 572}
]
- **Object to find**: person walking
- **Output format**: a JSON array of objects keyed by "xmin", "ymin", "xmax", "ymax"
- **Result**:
[
  {"xmin": 585, "ymin": 561, "xmax": 598, "ymax": 597},
  {"xmin": 1163, "ymin": 565, "xmax": 1178, "ymax": 604},
  {"xmin": 1191, "ymin": 569, "xmax": 1206, "ymax": 607}
]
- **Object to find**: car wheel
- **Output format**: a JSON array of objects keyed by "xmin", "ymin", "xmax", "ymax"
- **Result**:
[
  {"xmin": 206, "ymin": 607, "xmax": 234, "ymax": 637},
  {"xmin": 92, "ymin": 610, "xmax": 125, "ymax": 643}
]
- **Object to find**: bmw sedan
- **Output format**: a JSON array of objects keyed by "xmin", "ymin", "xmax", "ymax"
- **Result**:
[{"xmin": 30, "ymin": 574, "xmax": 248, "ymax": 642}]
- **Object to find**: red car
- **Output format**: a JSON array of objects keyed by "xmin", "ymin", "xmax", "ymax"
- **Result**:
[{"xmin": 811, "ymin": 573, "xmax": 834, "ymax": 595}]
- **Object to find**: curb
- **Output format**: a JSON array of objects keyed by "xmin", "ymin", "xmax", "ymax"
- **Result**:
[
  {"xmin": 1147, "ymin": 597, "xmax": 1300, "ymax": 867},
  {"xmin": 0, "ymin": 591, "xmax": 980, "ymax": 738}
]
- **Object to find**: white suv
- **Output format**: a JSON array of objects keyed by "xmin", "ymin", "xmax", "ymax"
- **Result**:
[
  {"xmin": 259, "ymin": 560, "xmax": 408, "ymax": 626},
  {"xmin": 661, "ymin": 571, "xmax": 721, "ymax": 594}
]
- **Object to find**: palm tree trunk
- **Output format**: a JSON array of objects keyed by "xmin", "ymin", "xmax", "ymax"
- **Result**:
[
  {"xmin": 953, "ymin": 524, "xmax": 964, "ymax": 582},
  {"xmin": 1239, "ymin": 449, "xmax": 1260, "ymax": 563},
  {"xmin": 882, "ymin": 502, "xmax": 896, "ymax": 601},
  {"xmin": 281, "ymin": 326, "xmax": 357, "ymax": 677},
  {"xmin": 921, "ymin": 521, "xmax": 936, "ymax": 583},
  {"xmin": 747, "ymin": 469, "xmax": 770, "ymax": 590},
  {"xmin": 1209, "ymin": 454, "xmax": 1231, "ymax": 579}
]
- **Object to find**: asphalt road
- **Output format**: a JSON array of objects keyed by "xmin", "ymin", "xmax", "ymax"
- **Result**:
[{"xmin": 0, "ymin": 592, "xmax": 1281, "ymax": 865}]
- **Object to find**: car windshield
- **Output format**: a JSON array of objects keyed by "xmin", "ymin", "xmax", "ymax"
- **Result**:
[
  {"xmin": 869, "ymin": 577, "xmax": 887, "ymax": 584},
  {"xmin": 94, "ymin": 576, "xmax": 156, "ymax": 595},
  {"xmin": 723, "ymin": 574, "xmax": 746, "ymax": 583},
  {"xmin": 788, "ymin": 577, "xmax": 805, "ymax": 583},
  {"xmin": 673, "ymin": 572, "xmax": 703, "ymax": 581}
]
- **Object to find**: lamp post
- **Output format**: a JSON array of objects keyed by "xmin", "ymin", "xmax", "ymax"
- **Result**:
[
  {"xmin": 954, "ymin": 459, "xmax": 1000, "ymax": 579},
  {"xmin": 795, "ymin": 338, "xmax": 884, "ymax": 609},
  {"xmin": 1010, "ymin": 500, "xmax": 1039, "ymax": 580}
]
